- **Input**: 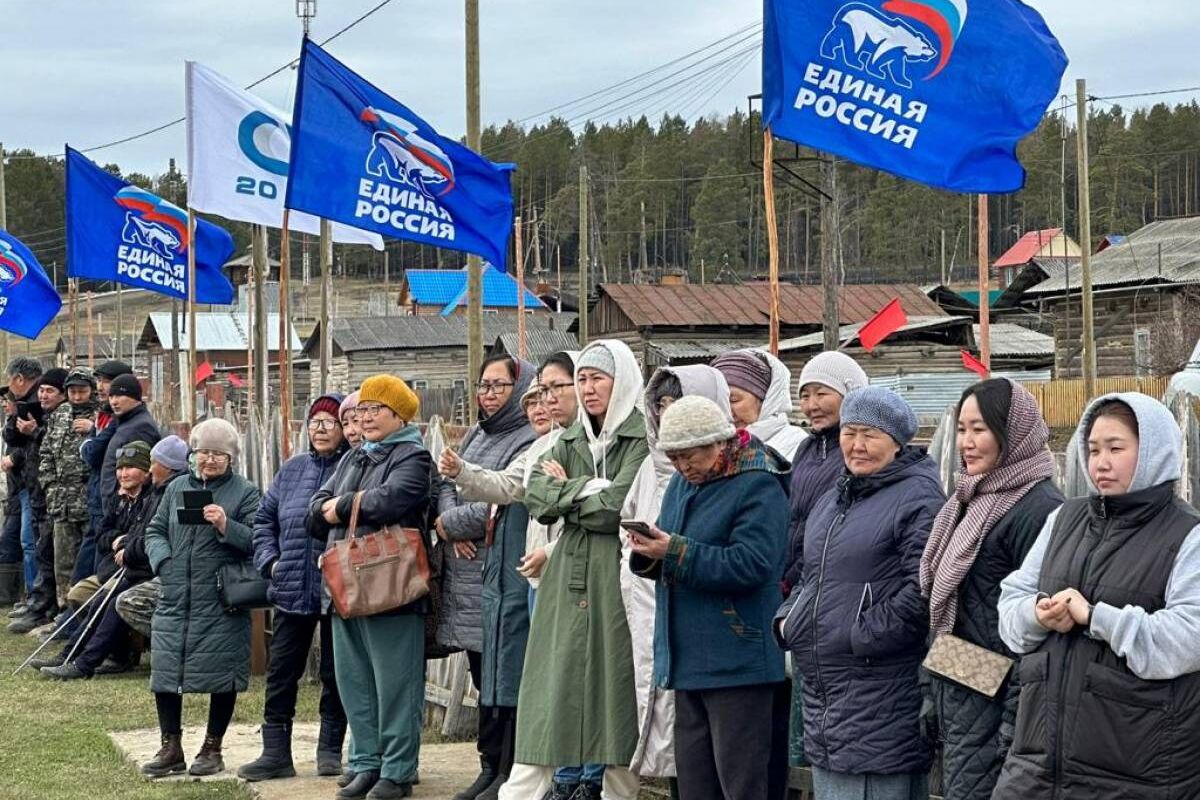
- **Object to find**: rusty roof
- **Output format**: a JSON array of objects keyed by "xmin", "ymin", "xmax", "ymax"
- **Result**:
[{"xmin": 597, "ymin": 283, "xmax": 945, "ymax": 329}]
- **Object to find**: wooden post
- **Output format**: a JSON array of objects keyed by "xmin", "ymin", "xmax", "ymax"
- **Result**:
[
  {"xmin": 578, "ymin": 164, "xmax": 589, "ymax": 345},
  {"xmin": 319, "ymin": 218, "xmax": 331, "ymax": 396},
  {"xmin": 977, "ymin": 194, "xmax": 991, "ymax": 373},
  {"xmin": 279, "ymin": 213, "xmax": 292, "ymax": 459},
  {"xmin": 763, "ymin": 130, "xmax": 782, "ymax": 355},
  {"xmin": 555, "ymin": 246, "xmax": 562, "ymax": 313},
  {"xmin": 515, "ymin": 216, "xmax": 526, "ymax": 359},
  {"xmin": 86, "ymin": 291, "xmax": 95, "ymax": 368},
  {"xmin": 69, "ymin": 281, "xmax": 79, "ymax": 369},
  {"xmin": 115, "ymin": 284, "xmax": 123, "ymax": 362},
  {"xmin": 1076, "ymin": 78, "xmax": 1097, "ymax": 396},
  {"xmin": 253, "ymin": 226, "xmax": 269, "ymax": 423},
  {"xmin": 465, "ymin": 0, "xmax": 483, "ymax": 425},
  {"xmin": 187, "ymin": 210, "xmax": 197, "ymax": 424},
  {"xmin": 820, "ymin": 157, "xmax": 840, "ymax": 351}
]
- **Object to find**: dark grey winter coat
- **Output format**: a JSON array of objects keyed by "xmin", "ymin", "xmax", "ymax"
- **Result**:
[
  {"xmin": 145, "ymin": 469, "xmax": 261, "ymax": 694},
  {"xmin": 435, "ymin": 360, "xmax": 536, "ymax": 652}
]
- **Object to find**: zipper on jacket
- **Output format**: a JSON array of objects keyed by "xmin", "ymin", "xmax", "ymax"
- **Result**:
[
  {"xmin": 178, "ymin": 483, "xmax": 197, "ymax": 694},
  {"xmin": 811, "ymin": 508, "xmax": 846, "ymax": 752}
]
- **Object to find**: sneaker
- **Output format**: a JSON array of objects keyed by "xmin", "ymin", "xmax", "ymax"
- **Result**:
[
  {"xmin": 41, "ymin": 662, "xmax": 90, "ymax": 680},
  {"xmin": 28, "ymin": 651, "xmax": 66, "ymax": 670},
  {"xmin": 94, "ymin": 658, "xmax": 134, "ymax": 676},
  {"xmin": 575, "ymin": 783, "xmax": 603, "ymax": 800}
]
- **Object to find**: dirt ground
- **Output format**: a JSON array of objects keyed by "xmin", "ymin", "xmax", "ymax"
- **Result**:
[{"xmin": 111, "ymin": 723, "xmax": 479, "ymax": 799}]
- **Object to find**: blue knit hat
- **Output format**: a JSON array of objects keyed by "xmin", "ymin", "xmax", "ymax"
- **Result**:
[
  {"xmin": 841, "ymin": 386, "xmax": 918, "ymax": 446},
  {"xmin": 150, "ymin": 435, "xmax": 190, "ymax": 472}
]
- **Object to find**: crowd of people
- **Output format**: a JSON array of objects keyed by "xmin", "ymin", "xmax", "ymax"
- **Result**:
[{"xmin": 2, "ymin": 342, "xmax": 1197, "ymax": 800}]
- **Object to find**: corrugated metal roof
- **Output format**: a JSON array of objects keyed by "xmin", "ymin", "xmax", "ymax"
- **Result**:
[
  {"xmin": 975, "ymin": 323, "xmax": 1055, "ymax": 357},
  {"xmin": 494, "ymin": 330, "xmax": 580, "ymax": 364},
  {"xmin": 646, "ymin": 339, "xmax": 764, "ymax": 360},
  {"xmin": 315, "ymin": 313, "xmax": 576, "ymax": 354},
  {"xmin": 56, "ymin": 333, "xmax": 141, "ymax": 358},
  {"xmin": 994, "ymin": 229, "xmax": 1075, "ymax": 268},
  {"xmin": 405, "ymin": 267, "xmax": 546, "ymax": 311},
  {"xmin": 776, "ymin": 316, "xmax": 969, "ymax": 352},
  {"xmin": 598, "ymin": 283, "xmax": 945, "ymax": 328},
  {"xmin": 143, "ymin": 313, "xmax": 299, "ymax": 351},
  {"xmin": 872, "ymin": 370, "xmax": 1052, "ymax": 417},
  {"xmin": 1027, "ymin": 216, "xmax": 1200, "ymax": 295}
]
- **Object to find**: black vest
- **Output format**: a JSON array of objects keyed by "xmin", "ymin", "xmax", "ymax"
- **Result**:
[{"xmin": 994, "ymin": 482, "xmax": 1200, "ymax": 800}]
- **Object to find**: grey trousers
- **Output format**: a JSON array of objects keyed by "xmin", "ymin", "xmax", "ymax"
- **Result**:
[
  {"xmin": 674, "ymin": 683, "xmax": 777, "ymax": 800},
  {"xmin": 115, "ymin": 577, "xmax": 160, "ymax": 638}
]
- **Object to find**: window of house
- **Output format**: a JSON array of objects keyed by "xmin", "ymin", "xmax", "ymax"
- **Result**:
[
  {"xmin": 412, "ymin": 380, "xmax": 429, "ymax": 391},
  {"xmin": 452, "ymin": 379, "xmax": 467, "ymax": 392},
  {"xmin": 1134, "ymin": 328, "xmax": 1151, "ymax": 376}
]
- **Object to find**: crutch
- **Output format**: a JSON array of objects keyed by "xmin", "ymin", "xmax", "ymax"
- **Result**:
[
  {"xmin": 62, "ymin": 567, "xmax": 127, "ymax": 666},
  {"xmin": 11, "ymin": 568, "xmax": 124, "ymax": 676}
]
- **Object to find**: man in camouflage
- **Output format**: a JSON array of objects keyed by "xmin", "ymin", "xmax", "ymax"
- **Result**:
[{"xmin": 39, "ymin": 368, "xmax": 98, "ymax": 608}]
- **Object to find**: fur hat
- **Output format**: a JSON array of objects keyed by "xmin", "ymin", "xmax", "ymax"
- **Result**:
[
  {"xmin": 799, "ymin": 352, "xmax": 869, "ymax": 398},
  {"xmin": 841, "ymin": 386, "xmax": 918, "ymax": 446},
  {"xmin": 359, "ymin": 375, "xmax": 419, "ymax": 422},
  {"xmin": 657, "ymin": 395, "xmax": 736, "ymax": 452},
  {"xmin": 190, "ymin": 417, "xmax": 240, "ymax": 459}
]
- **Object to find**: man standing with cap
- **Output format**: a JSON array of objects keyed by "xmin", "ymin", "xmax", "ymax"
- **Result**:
[
  {"xmin": 2, "ymin": 357, "xmax": 43, "ymax": 614},
  {"xmin": 91, "ymin": 374, "xmax": 161, "ymax": 516},
  {"xmin": 75, "ymin": 360, "xmax": 133, "ymax": 584}
]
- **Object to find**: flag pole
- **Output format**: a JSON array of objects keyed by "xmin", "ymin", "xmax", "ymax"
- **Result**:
[
  {"xmin": 279, "ymin": 212, "xmax": 292, "ymax": 460},
  {"xmin": 69, "ymin": 280, "xmax": 79, "ymax": 369},
  {"xmin": 763, "ymin": 128, "xmax": 781, "ymax": 356},
  {"xmin": 977, "ymin": 193, "xmax": 991, "ymax": 375},
  {"xmin": 515, "ymin": 215, "xmax": 526, "ymax": 359},
  {"xmin": 86, "ymin": 290, "xmax": 94, "ymax": 368},
  {"xmin": 187, "ymin": 210, "xmax": 198, "ymax": 424},
  {"xmin": 319, "ymin": 218, "xmax": 331, "ymax": 396}
]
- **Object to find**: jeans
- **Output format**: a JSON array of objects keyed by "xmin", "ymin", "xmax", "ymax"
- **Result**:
[
  {"xmin": 554, "ymin": 763, "xmax": 606, "ymax": 786},
  {"xmin": 19, "ymin": 490, "xmax": 36, "ymax": 590},
  {"xmin": 71, "ymin": 525, "xmax": 98, "ymax": 585}
]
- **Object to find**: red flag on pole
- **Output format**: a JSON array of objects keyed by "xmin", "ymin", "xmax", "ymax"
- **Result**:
[
  {"xmin": 856, "ymin": 298, "xmax": 907, "ymax": 352},
  {"xmin": 194, "ymin": 361, "xmax": 214, "ymax": 386},
  {"xmin": 961, "ymin": 350, "xmax": 990, "ymax": 378}
]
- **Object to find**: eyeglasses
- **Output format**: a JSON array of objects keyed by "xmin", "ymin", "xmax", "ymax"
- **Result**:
[
  {"xmin": 476, "ymin": 381, "xmax": 514, "ymax": 396},
  {"xmin": 356, "ymin": 403, "xmax": 388, "ymax": 418},
  {"xmin": 307, "ymin": 418, "xmax": 340, "ymax": 431},
  {"xmin": 195, "ymin": 449, "xmax": 231, "ymax": 463},
  {"xmin": 541, "ymin": 381, "xmax": 574, "ymax": 397}
]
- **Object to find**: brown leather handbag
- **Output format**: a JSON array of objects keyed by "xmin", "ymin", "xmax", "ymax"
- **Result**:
[{"xmin": 320, "ymin": 491, "xmax": 431, "ymax": 619}]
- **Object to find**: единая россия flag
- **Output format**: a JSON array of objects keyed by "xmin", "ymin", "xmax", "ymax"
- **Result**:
[
  {"xmin": 285, "ymin": 39, "xmax": 516, "ymax": 267},
  {"xmin": 763, "ymin": 0, "xmax": 1068, "ymax": 193},
  {"xmin": 0, "ymin": 231, "xmax": 63, "ymax": 339}
]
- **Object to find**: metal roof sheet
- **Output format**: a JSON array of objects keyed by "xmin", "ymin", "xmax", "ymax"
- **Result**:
[
  {"xmin": 646, "ymin": 339, "xmax": 764, "ymax": 360},
  {"xmin": 776, "ymin": 316, "xmax": 969, "ymax": 352},
  {"xmin": 598, "ymin": 283, "xmax": 945, "ymax": 328},
  {"xmin": 975, "ymin": 323, "xmax": 1055, "ymax": 357},
  {"xmin": 494, "ymin": 330, "xmax": 581, "ymax": 364},
  {"xmin": 405, "ymin": 267, "xmax": 546, "ymax": 311},
  {"xmin": 994, "ymin": 229, "xmax": 1074, "ymax": 268},
  {"xmin": 143, "ymin": 312, "xmax": 299, "ymax": 351},
  {"xmin": 314, "ymin": 313, "xmax": 576, "ymax": 354}
]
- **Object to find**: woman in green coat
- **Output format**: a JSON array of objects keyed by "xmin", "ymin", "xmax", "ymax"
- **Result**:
[
  {"xmin": 515, "ymin": 340, "xmax": 648, "ymax": 800},
  {"xmin": 140, "ymin": 418, "xmax": 262, "ymax": 780}
]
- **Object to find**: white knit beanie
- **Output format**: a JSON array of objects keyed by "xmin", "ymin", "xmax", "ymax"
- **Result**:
[
  {"xmin": 799, "ymin": 351, "xmax": 869, "ymax": 397},
  {"xmin": 657, "ymin": 395, "xmax": 736, "ymax": 451}
]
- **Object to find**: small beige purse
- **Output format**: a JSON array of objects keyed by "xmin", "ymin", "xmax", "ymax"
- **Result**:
[{"xmin": 922, "ymin": 633, "xmax": 1014, "ymax": 698}]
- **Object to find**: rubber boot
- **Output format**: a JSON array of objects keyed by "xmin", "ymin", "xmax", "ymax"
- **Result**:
[
  {"xmin": 337, "ymin": 769, "xmax": 380, "ymax": 799},
  {"xmin": 141, "ymin": 733, "xmax": 186, "ymax": 777},
  {"xmin": 0, "ymin": 563, "xmax": 21, "ymax": 605},
  {"xmin": 316, "ymin": 716, "xmax": 347, "ymax": 777},
  {"xmin": 453, "ymin": 755, "xmax": 499, "ymax": 800},
  {"xmin": 475, "ymin": 772, "xmax": 509, "ymax": 800},
  {"xmin": 237, "ymin": 722, "xmax": 296, "ymax": 781},
  {"xmin": 189, "ymin": 735, "xmax": 225, "ymax": 776}
]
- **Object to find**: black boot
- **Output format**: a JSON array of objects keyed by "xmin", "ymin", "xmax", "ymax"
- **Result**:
[
  {"xmin": 475, "ymin": 772, "xmax": 509, "ymax": 800},
  {"xmin": 338, "ymin": 771, "xmax": 359, "ymax": 789},
  {"xmin": 28, "ymin": 649, "xmax": 66, "ymax": 669},
  {"xmin": 0, "ymin": 563, "xmax": 21, "ymax": 605},
  {"xmin": 336, "ymin": 769, "xmax": 380, "ymax": 799},
  {"xmin": 366, "ymin": 778, "xmax": 412, "ymax": 799},
  {"xmin": 141, "ymin": 733, "xmax": 186, "ymax": 777},
  {"xmin": 237, "ymin": 723, "xmax": 295, "ymax": 781},
  {"xmin": 316, "ymin": 716, "xmax": 347, "ymax": 777},
  {"xmin": 453, "ymin": 756, "xmax": 499, "ymax": 800},
  {"xmin": 189, "ymin": 735, "xmax": 225, "ymax": 776}
]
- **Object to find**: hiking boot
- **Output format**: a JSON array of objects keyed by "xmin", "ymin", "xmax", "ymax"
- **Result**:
[
  {"xmin": 366, "ymin": 779, "xmax": 412, "ymax": 799},
  {"xmin": 453, "ymin": 756, "xmax": 499, "ymax": 800},
  {"xmin": 338, "ymin": 771, "xmax": 358, "ymax": 789},
  {"xmin": 94, "ymin": 657, "xmax": 134, "ymax": 676},
  {"xmin": 575, "ymin": 782, "xmax": 603, "ymax": 800},
  {"xmin": 28, "ymin": 650, "xmax": 66, "ymax": 669},
  {"xmin": 475, "ymin": 772, "xmax": 509, "ymax": 800},
  {"xmin": 189, "ymin": 735, "xmax": 225, "ymax": 776},
  {"xmin": 316, "ymin": 716, "xmax": 347, "ymax": 777},
  {"xmin": 237, "ymin": 723, "xmax": 296, "ymax": 781},
  {"xmin": 8, "ymin": 602, "xmax": 29, "ymax": 617},
  {"xmin": 141, "ymin": 733, "xmax": 186, "ymax": 778},
  {"xmin": 7, "ymin": 612, "xmax": 50, "ymax": 635},
  {"xmin": 41, "ymin": 662, "xmax": 89, "ymax": 680},
  {"xmin": 336, "ymin": 769, "xmax": 380, "ymax": 799}
]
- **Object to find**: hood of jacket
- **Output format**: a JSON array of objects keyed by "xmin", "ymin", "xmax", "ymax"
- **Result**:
[
  {"xmin": 644, "ymin": 364, "xmax": 733, "ymax": 486},
  {"xmin": 479, "ymin": 357, "xmax": 536, "ymax": 437},
  {"xmin": 1076, "ymin": 391, "xmax": 1180, "ymax": 494},
  {"xmin": 575, "ymin": 340, "xmax": 644, "ymax": 472}
]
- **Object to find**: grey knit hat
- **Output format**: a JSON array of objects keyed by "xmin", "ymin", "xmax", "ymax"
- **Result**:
[
  {"xmin": 151, "ymin": 435, "xmax": 190, "ymax": 472},
  {"xmin": 657, "ymin": 395, "xmax": 736, "ymax": 452},
  {"xmin": 799, "ymin": 352, "xmax": 869, "ymax": 397},
  {"xmin": 190, "ymin": 418, "xmax": 240, "ymax": 459},
  {"xmin": 576, "ymin": 344, "xmax": 616, "ymax": 378},
  {"xmin": 841, "ymin": 386, "xmax": 918, "ymax": 446}
]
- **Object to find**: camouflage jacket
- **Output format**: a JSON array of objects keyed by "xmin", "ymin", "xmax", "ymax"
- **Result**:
[{"xmin": 39, "ymin": 400, "xmax": 97, "ymax": 521}]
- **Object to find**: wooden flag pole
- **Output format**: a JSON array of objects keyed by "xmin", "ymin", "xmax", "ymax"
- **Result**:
[
  {"xmin": 187, "ymin": 210, "xmax": 198, "ymax": 424},
  {"xmin": 86, "ymin": 290, "xmax": 94, "ymax": 367},
  {"xmin": 69, "ymin": 280, "xmax": 79, "ymax": 369},
  {"xmin": 763, "ymin": 128, "xmax": 782, "ymax": 356},
  {"xmin": 515, "ymin": 215, "xmax": 526, "ymax": 359},
  {"xmin": 279, "ymin": 213, "xmax": 292, "ymax": 460},
  {"xmin": 977, "ymin": 193, "xmax": 991, "ymax": 374}
]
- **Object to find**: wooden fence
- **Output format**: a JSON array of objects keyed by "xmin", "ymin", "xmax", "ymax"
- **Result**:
[{"xmin": 1022, "ymin": 376, "xmax": 1170, "ymax": 428}]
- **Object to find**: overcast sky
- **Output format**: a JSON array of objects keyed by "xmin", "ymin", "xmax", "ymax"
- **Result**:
[{"xmin": 2, "ymin": 0, "xmax": 1197, "ymax": 176}]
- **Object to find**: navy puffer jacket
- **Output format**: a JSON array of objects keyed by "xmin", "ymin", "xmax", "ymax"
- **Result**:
[
  {"xmin": 776, "ymin": 447, "xmax": 944, "ymax": 775},
  {"xmin": 254, "ymin": 436, "xmax": 348, "ymax": 616}
]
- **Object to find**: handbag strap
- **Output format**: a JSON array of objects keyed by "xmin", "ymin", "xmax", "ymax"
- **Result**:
[{"xmin": 347, "ymin": 491, "xmax": 365, "ymax": 540}]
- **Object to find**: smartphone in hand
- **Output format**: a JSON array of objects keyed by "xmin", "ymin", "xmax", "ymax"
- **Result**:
[{"xmin": 621, "ymin": 520, "xmax": 653, "ymax": 536}]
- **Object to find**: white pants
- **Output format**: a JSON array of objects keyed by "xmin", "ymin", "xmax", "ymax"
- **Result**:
[{"xmin": 497, "ymin": 764, "xmax": 640, "ymax": 800}]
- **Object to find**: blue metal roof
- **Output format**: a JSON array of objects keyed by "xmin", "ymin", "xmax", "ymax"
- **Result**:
[{"xmin": 403, "ymin": 266, "xmax": 544, "ymax": 313}]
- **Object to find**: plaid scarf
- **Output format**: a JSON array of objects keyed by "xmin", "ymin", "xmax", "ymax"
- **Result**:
[{"xmin": 920, "ymin": 381, "xmax": 1055, "ymax": 633}]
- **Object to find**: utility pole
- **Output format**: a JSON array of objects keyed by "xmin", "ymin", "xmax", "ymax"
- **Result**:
[
  {"xmin": 1076, "ymin": 78, "xmax": 1097, "ymax": 395},
  {"xmin": 639, "ymin": 200, "xmax": 649, "ymax": 281},
  {"xmin": 0, "ymin": 143, "xmax": 9, "ymax": 370},
  {"xmin": 578, "ymin": 164, "xmax": 589, "ymax": 345},
  {"xmin": 465, "ymin": 0, "xmax": 483, "ymax": 424},
  {"xmin": 820, "ymin": 157, "xmax": 840, "ymax": 351}
]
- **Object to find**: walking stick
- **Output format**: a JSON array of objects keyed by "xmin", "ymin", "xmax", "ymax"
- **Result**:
[
  {"xmin": 11, "ymin": 568, "xmax": 123, "ymax": 676},
  {"xmin": 62, "ymin": 567, "xmax": 127, "ymax": 666}
]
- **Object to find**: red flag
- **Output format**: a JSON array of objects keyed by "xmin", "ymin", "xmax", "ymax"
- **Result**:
[
  {"xmin": 227, "ymin": 372, "xmax": 245, "ymax": 388},
  {"xmin": 961, "ymin": 350, "xmax": 990, "ymax": 378},
  {"xmin": 194, "ymin": 361, "xmax": 214, "ymax": 386},
  {"xmin": 856, "ymin": 298, "xmax": 907, "ymax": 351}
]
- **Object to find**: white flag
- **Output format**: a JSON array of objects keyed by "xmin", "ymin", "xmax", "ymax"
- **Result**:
[{"xmin": 185, "ymin": 61, "xmax": 384, "ymax": 250}]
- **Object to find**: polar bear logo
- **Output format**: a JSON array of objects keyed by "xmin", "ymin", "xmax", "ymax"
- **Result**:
[{"xmin": 820, "ymin": 3, "xmax": 937, "ymax": 89}]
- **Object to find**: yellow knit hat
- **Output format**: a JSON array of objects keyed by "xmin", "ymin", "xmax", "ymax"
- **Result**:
[{"xmin": 359, "ymin": 374, "xmax": 420, "ymax": 422}]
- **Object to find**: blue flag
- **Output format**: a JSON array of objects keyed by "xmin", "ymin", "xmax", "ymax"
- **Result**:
[
  {"xmin": 0, "ymin": 231, "xmax": 62, "ymax": 339},
  {"xmin": 65, "ymin": 147, "xmax": 235, "ymax": 304},
  {"xmin": 286, "ymin": 40, "xmax": 515, "ymax": 266},
  {"xmin": 763, "ymin": 0, "xmax": 1067, "ymax": 193}
]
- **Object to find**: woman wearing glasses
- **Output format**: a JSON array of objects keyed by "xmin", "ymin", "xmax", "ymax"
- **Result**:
[
  {"xmin": 141, "ymin": 418, "xmax": 263, "ymax": 779},
  {"xmin": 241, "ymin": 394, "xmax": 351, "ymax": 782},
  {"xmin": 436, "ymin": 354, "xmax": 538, "ymax": 800}
]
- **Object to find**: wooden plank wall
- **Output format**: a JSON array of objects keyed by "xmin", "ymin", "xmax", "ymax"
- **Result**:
[{"xmin": 1022, "ymin": 375, "xmax": 1170, "ymax": 428}]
